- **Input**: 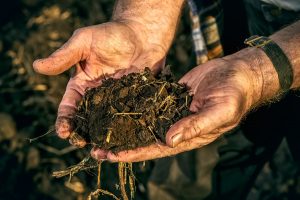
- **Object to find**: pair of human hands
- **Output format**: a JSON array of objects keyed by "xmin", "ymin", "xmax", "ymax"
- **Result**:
[{"xmin": 33, "ymin": 21, "xmax": 260, "ymax": 162}]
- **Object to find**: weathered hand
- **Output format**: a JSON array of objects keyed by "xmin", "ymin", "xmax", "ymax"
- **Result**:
[
  {"xmin": 33, "ymin": 22, "xmax": 166, "ymax": 142},
  {"xmin": 106, "ymin": 56, "xmax": 262, "ymax": 162}
]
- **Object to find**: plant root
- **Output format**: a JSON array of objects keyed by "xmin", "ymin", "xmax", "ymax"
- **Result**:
[
  {"xmin": 87, "ymin": 188, "xmax": 120, "ymax": 200},
  {"xmin": 118, "ymin": 162, "xmax": 128, "ymax": 200},
  {"xmin": 52, "ymin": 157, "xmax": 97, "ymax": 181}
]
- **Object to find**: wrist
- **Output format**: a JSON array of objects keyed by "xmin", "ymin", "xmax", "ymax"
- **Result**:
[
  {"xmin": 224, "ymin": 47, "xmax": 280, "ymax": 108},
  {"xmin": 112, "ymin": 0, "xmax": 185, "ymax": 55},
  {"xmin": 113, "ymin": 19, "xmax": 168, "ymax": 55}
]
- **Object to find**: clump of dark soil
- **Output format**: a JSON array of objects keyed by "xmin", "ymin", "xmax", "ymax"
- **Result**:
[{"xmin": 73, "ymin": 68, "xmax": 192, "ymax": 152}]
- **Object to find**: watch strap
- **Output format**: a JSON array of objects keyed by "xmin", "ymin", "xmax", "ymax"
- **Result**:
[{"xmin": 244, "ymin": 35, "xmax": 293, "ymax": 91}]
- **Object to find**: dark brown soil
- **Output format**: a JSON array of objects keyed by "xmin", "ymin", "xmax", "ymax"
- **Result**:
[{"xmin": 73, "ymin": 68, "xmax": 192, "ymax": 152}]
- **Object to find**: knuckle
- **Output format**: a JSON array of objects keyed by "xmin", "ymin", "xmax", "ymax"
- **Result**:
[
  {"xmin": 185, "ymin": 118, "xmax": 201, "ymax": 140},
  {"xmin": 73, "ymin": 28, "xmax": 90, "ymax": 39},
  {"xmin": 184, "ymin": 132, "xmax": 193, "ymax": 141},
  {"xmin": 73, "ymin": 28, "xmax": 84, "ymax": 35}
]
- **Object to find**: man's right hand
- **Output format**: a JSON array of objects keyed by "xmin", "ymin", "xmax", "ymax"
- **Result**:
[
  {"xmin": 33, "ymin": 21, "xmax": 166, "ymax": 144},
  {"xmin": 33, "ymin": 0, "xmax": 185, "ymax": 160}
]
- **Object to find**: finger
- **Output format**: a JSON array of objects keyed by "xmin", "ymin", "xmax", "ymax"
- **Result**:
[
  {"xmin": 107, "ymin": 132, "xmax": 219, "ymax": 163},
  {"xmin": 178, "ymin": 71, "xmax": 192, "ymax": 86},
  {"xmin": 56, "ymin": 67, "xmax": 101, "ymax": 139},
  {"xmin": 178, "ymin": 65, "xmax": 201, "ymax": 86},
  {"xmin": 56, "ymin": 72, "xmax": 91, "ymax": 138},
  {"xmin": 178, "ymin": 72, "xmax": 197, "ymax": 95},
  {"xmin": 166, "ymin": 104, "xmax": 235, "ymax": 148},
  {"xmin": 55, "ymin": 80, "xmax": 83, "ymax": 139},
  {"xmin": 33, "ymin": 29, "xmax": 90, "ymax": 75},
  {"xmin": 152, "ymin": 57, "xmax": 166, "ymax": 75},
  {"xmin": 91, "ymin": 147, "xmax": 108, "ymax": 161},
  {"xmin": 107, "ymin": 143, "xmax": 168, "ymax": 163},
  {"xmin": 55, "ymin": 117, "xmax": 73, "ymax": 139}
]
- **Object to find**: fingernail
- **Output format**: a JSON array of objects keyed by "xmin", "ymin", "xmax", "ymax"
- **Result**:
[
  {"xmin": 56, "ymin": 117, "xmax": 72, "ymax": 139},
  {"xmin": 58, "ymin": 131, "xmax": 70, "ymax": 139},
  {"xmin": 171, "ymin": 133, "xmax": 183, "ymax": 147},
  {"xmin": 33, "ymin": 59, "xmax": 43, "ymax": 66}
]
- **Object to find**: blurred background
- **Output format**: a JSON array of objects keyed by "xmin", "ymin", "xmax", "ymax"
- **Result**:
[{"xmin": 0, "ymin": 0, "xmax": 299, "ymax": 199}]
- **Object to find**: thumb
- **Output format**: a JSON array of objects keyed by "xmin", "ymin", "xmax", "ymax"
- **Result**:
[
  {"xmin": 165, "ymin": 103, "xmax": 237, "ymax": 147},
  {"xmin": 33, "ymin": 29, "xmax": 90, "ymax": 75}
]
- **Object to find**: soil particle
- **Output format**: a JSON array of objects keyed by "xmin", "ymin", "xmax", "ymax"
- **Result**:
[{"xmin": 74, "ymin": 68, "xmax": 192, "ymax": 152}]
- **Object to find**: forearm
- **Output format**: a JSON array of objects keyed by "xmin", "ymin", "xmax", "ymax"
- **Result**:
[
  {"xmin": 112, "ymin": 0, "xmax": 185, "ymax": 53},
  {"xmin": 226, "ymin": 20, "xmax": 300, "ymax": 105},
  {"xmin": 271, "ymin": 21, "xmax": 300, "ymax": 89}
]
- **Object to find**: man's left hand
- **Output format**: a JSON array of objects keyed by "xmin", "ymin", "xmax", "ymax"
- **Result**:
[{"xmin": 102, "ymin": 56, "xmax": 262, "ymax": 162}]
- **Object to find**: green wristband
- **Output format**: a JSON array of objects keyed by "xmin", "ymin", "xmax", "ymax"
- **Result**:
[{"xmin": 244, "ymin": 35, "xmax": 293, "ymax": 91}]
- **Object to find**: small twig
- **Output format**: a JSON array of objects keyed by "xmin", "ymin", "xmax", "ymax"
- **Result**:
[
  {"xmin": 84, "ymin": 99, "xmax": 89, "ymax": 114},
  {"xmin": 124, "ymin": 164, "xmax": 127, "ymax": 185},
  {"xmin": 27, "ymin": 127, "xmax": 55, "ymax": 143},
  {"xmin": 128, "ymin": 163, "xmax": 136, "ymax": 199},
  {"xmin": 87, "ymin": 188, "xmax": 120, "ymax": 200},
  {"xmin": 118, "ymin": 162, "xmax": 129, "ymax": 200},
  {"xmin": 0, "ymin": 87, "xmax": 47, "ymax": 93},
  {"xmin": 147, "ymin": 126, "xmax": 158, "ymax": 142},
  {"xmin": 75, "ymin": 114, "xmax": 86, "ymax": 120},
  {"xmin": 158, "ymin": 96, "xmax": 175, "ymax": 110},
  {"xmin": 37, "ymin": 144, "xmax": 77, "ymax": 156},
  {"xmin": 158, "ymin": 82, "xmax": 167, "ymax": 96},
  {"xmin": 52, "ymin": 157, "xmax": 97, "ymax": 179},
  {"xmin": 114, "ymin": 112, "xmax": 143, "ymax": 115},
  {"xmin": 159, "ymin": 116, "xmax": 170, "ymax": 121},
  {"xmin": 105, "ymin": 129, "xmax": 112, "ymax": 143},
  {"xmin": 175, "ymin": 108, "xmax": 181, "ymax": 116},
  {"xmin": 97, "ymin": 161, "xmax": 102, "ymax": 189},
  {"xmin": 153, "ymin": 82, "xmax": 166, "ymax": 102},
  {"xmin": 178, "ymin": 104, "xmax": 185, "ymax": 111},
  {"xmin": 87, "ymin": 161, "xmax": 121, "ymax": 200}
]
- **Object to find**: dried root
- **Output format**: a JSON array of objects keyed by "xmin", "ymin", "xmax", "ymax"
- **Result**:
[
  {"xmin": 97, "ymin": 161, "xmax": 102, "ymax": 189},
  {"xmin": 52, "ymin": 157, "xmax": 97, "ymax": 181},
  {"xmin": 88, "ymin": 160, "xmax": 121, "ymax": 200},
  {"xmin": 128, "ymin": 163, "xmax": 136, "ymax": 199},
  {"xmin": 27, "ymin": 126, "xmax": 55, "ymax": 143},
  {"xmin": 87, "ymin": 188, "xmax": 120, "ymax": 200},
  {"xmin": 54, "ymin": 158, "xmax": 136, "ymax": 200},
  {"xmin": 119, "ymin": 162, "xmax": 128, "ymax": 200},
  {"xmin": 117, "ymin": 162, "xmax": 136, "ymax": 200}
]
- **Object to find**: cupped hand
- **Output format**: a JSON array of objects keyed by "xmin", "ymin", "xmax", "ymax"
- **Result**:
[
  {"xmin": 105, "ymin": 57, "xmax": 262, "ymax": 162},
  {"xmin": 33, "ymin": 22, "xmax": 166, "ymax": 152}
]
